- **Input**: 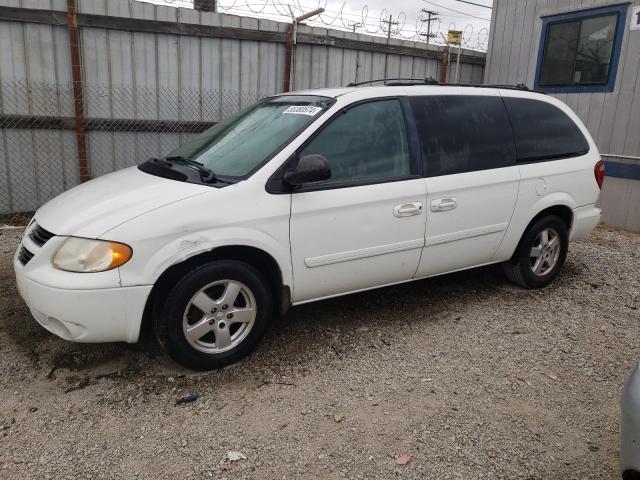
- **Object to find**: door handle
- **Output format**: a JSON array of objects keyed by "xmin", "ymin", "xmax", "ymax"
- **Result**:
[
  {"xmin": 394, "ymin": 202, "xmax": 423, "ymax": 217},
  {"xmin": 430, "ymin": 198, "xmax": 457, "ymax": 212}
]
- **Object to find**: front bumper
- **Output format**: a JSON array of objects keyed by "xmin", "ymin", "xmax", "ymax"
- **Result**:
[
  {"xmin": 621, "ymin": 363, "xmax": 640, "ymax": 477},
  {"xmin": 15, "ymin": 272, "xmax": 151, "ymax": 343},
  {"xmin": 13, "ymin": 223, "xmax": 152, "ymax": 343}
]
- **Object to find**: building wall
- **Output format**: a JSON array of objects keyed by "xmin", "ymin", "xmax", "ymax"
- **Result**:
[{"xmin": 485, "ymin": 0, "xmax": 640, "ymax": 232}]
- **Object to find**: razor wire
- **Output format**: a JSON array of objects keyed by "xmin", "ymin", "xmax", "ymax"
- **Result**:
[{"xmin": 141, "ymin": 0, "xmax": 490, "ymax": 51}]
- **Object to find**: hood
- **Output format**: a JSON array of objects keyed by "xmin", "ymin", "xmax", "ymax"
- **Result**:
[{"xmin": 36, "ymin": 167, "xmax": 211, "ymax": 238}]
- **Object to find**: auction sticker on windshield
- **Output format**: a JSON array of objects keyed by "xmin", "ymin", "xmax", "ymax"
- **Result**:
[{"xmin": 283, "ymin": 106, "xmax": 323, "ymax": 116}]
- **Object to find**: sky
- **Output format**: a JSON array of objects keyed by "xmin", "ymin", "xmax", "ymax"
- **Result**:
[{"xmin": 143, "ymin": 0, "xmax": 493, "ymax": 51}]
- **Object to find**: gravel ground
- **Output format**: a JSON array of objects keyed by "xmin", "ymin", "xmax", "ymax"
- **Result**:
[{"xmin": 0, "ymin": 225, "xmax": 638, "ymax": 479}]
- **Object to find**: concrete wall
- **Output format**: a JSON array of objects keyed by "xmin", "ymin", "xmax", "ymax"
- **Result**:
[
  {"xmin": 485, "ymin": 0, "xmax": 640, "ymax": 232},
  {"xmin": 0, "ymin": 0, "xmax": 486, "ymax": 214}
]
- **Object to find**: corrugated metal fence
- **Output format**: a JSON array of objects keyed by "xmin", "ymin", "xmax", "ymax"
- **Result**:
[{"xmin": 0, "ymin": 0, "xmax": 486, "ymax": 215}]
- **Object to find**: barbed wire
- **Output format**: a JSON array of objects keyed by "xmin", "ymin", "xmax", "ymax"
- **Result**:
[{"xmin": 140, "ymin": 0, "xmax": 489, "ymax": 51}]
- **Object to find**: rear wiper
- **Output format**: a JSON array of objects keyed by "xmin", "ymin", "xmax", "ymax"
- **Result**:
[{"xmin": 165, "ymin": 156, "xmax": 217, "ymax": 183}]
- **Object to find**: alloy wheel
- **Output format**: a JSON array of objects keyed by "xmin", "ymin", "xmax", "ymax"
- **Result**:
[
  {"xmin": 529, "ymin": 227, "xmax": 561, "ymax": 276},
  {"xmin": 182, "ymin": 280, "xmax": 257, "ymax": 354}
]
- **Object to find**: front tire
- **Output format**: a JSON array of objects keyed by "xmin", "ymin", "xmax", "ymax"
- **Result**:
[
  {"xmin": 155, "ymin": 260, "xmax": 273, "ymax": 370},
  {"xmin": 502, "ymin": 215, "xmax": 569, "ymax": 289}
]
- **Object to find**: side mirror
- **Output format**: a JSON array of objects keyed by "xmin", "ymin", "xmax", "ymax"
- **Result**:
[{"xmin": 283, "ymin": 154, "xmax": 331, "ymax": 187}]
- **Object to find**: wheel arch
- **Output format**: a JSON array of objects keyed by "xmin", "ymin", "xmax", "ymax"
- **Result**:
[
  {"xmin": 527, "ymin": 204, "xmax": 573, "ymax": 232},
  {"xmin": 508, "ymin": 203, "xmax": 574, "ymax": 262},
  {"xmin": 139, "ymin": 245, "xmax": 290, "ymax": 341}
]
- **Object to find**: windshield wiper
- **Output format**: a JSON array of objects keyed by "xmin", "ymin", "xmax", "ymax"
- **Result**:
[{"xmin": 165, "ymin": 155, "xmax": 218, "ymax": 183}]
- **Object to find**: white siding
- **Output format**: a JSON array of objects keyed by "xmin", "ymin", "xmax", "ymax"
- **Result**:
[{"xmin": 485, "ymin": 0, "xmax": 640, "ymax": 231}]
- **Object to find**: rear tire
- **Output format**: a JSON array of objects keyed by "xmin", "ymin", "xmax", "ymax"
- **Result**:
[
  {"xmin": 502, "ymin": 215, "xmax": 569, "ymax": 289},
  {"xmin": 155, "ymin": 260, "xmax": 273, "ymax": 371}
]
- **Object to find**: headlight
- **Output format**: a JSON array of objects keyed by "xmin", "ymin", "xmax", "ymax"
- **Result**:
[{"xmin": 53, "ymin": 238, "xmax": 132, "ymax": 273}]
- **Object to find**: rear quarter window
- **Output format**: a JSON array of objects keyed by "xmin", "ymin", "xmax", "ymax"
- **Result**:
[
  {"xmin": 409, "ymin": 95, "xmax": 516, "ymax": 177},
  {"xmin": 502, "ymin": 97, "xmax": 589, "ymax": 162}
]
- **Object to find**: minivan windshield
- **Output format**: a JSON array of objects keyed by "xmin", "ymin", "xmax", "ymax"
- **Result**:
[{"xmin": 166, "ymin": 95, "xmax": 334, "ymax": 178}]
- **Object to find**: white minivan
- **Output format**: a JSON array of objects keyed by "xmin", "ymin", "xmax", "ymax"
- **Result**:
[{"xmin": 14, "ymin": 85, "xmax": 603, "ymax": 370}]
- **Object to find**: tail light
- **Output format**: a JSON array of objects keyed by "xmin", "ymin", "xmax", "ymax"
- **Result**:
[{"xmin": 594, "ymin": 160, "xmax": 605, "ymax": 189}]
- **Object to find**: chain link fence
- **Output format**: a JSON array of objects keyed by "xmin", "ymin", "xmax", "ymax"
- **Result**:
[{"xmin": 0, "ymin": 79, "xmax": 264, "ymax": 221}]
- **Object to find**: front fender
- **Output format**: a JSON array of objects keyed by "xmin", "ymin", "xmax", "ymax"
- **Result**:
[{"xmin": 118, "ymin": 226, "xmax": 293, "ymax": 289}]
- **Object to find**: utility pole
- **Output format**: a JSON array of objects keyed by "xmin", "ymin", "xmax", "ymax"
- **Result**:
[
  {"xmin": 381, "ymin": 14, "xmax": 398, "ymax": 80},
  {"xmin": 382, "ymin": 14, "xmax": 398, "ymax": 40},
  {"xmin": 348, "ymin": 22, "xmax": 362, "ymax": 33},
  {"xmin": 420, "ymin": 9, "xmax": 438, "ymax": 47}
]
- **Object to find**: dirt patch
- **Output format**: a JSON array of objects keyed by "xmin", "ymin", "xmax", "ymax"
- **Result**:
[{"xmin": 0, "ymin": 226, "xmax": 638, "ymax": 479}]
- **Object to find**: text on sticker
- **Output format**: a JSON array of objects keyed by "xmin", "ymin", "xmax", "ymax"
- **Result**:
[{"xmin": 283, "ymin": 106, "xmax": 323, "ymax": 116}]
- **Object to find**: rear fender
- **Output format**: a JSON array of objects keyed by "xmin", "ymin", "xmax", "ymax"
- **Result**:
[{"xmin": 494, "ymin": 192, "xmax": 576, "ymax": 261}]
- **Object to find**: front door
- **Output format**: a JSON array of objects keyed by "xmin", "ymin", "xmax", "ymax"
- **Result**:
[{"xmin": 288, "ymin": 98, "xmax": 427, "ymax": 303}]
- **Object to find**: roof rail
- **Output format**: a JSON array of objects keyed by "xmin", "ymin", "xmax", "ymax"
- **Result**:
[
  {"xmin": 457, "ymin": 83, "xmax": 531, "ymax": 91},
  {"xmin": 455, "ymin": 83, "xmax": 547, "ymax": 94},
  {"xmin": 345, "ymin": 79, "xmax": 537, "ymax": 93},
  {"xmin": 346, "ymin": 77, "xmax": 439, "ymax": 87}
]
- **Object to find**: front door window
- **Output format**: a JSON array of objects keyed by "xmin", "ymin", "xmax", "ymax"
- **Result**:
[{"xmin": 299, "ymin": 99, "xmax": 411, "ymax": 185}]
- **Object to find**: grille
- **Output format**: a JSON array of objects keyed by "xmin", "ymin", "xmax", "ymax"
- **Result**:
[
  {"xmin": 18, "ymin": 246, "xmax": 34, "ymax": 265},
  {"xmin": 29, "ymin": 224, "xmax": 55, "ymax": 247}
]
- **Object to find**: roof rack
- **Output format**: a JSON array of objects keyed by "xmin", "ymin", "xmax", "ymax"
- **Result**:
[{"xmin": 345, "ymin": 79, "xmax": 536, "ymax": 92}]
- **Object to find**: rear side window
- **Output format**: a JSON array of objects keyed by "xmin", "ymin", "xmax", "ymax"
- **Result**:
[
  {"xmin": 410, "ymin": 95, "xmax": 516, "ymax": 177},
  {"xmin": 502, "ymin": 97, "xmax": 589, "ymax": 162}
]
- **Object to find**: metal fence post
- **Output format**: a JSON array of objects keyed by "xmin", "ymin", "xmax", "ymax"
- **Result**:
[
  {"xmin": 439, "ymin": 45, "xmax": 449, "ymax": 84},
  {"xmin": 66, "ymin": 0, "xmax": 90, "ymax": 183},
  {"xmin": 283, "ymin": 23, "xmax": 294, "ymax": 92},
  {"xmin": 455, "ymin": 43, "xmax": 462, "ymax": 84}
]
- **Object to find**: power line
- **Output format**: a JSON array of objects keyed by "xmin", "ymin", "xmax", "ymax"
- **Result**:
[
  {"xmin": 420, "ymin": 0, "xmax": 490, "ymax": 22},
  {"xmin": 455, "ymin": 0, "xmax": 492, "ymax": 9}
]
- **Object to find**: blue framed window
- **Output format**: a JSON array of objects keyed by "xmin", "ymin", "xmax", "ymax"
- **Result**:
[{"xmin": 534, "ymin": 4, "xmax": 628, "ymax": 93}]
